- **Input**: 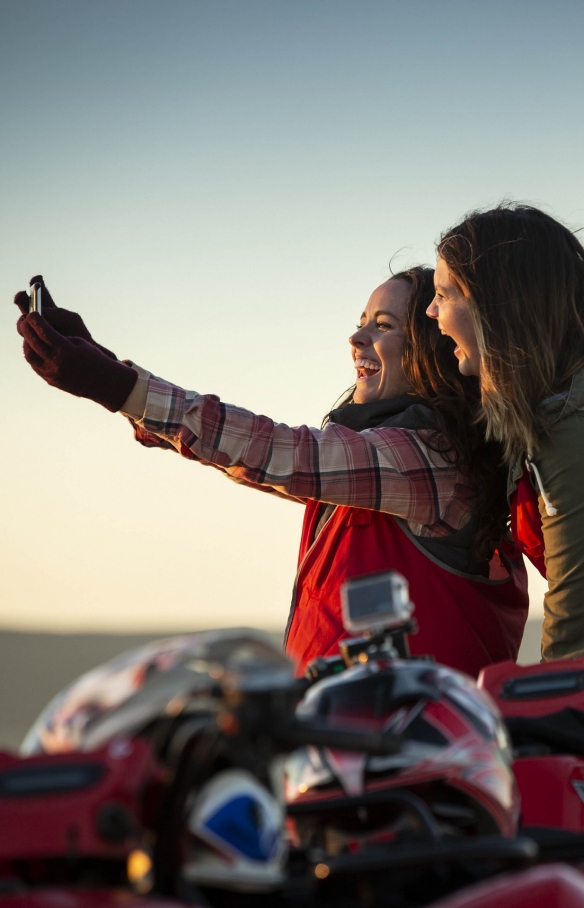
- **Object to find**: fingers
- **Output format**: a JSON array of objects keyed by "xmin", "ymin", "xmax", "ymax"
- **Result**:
[
  {"xmin": 20, "ymin": 320, "xmax": 53, "ymax": 360},
  {"xmin": 20, "ymin": 313, "xmax": 64, "ymax": 358},
  {"xmin": 13, "ymin": 290, "xmax": 30, "ymax": 316},
  {"xmin": 14, "ymin": 275, "xmax": 56, "ymax": 316},
  {"xmin": 16, "ymin": 314, "xmax": 28, "ymax": 338},
  {"xmin": 29, "ymin": 275, "xmax": 56, "ymax": 308},
  {"xmin": 22, "ymin": 340, "xmax": 44, "ymax": 370}
]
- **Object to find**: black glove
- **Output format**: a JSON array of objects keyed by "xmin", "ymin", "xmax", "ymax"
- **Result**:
[
  {"xmin": 18, "ymin": 312, "xmax": 138, "ymax": 412},
  {"xmin": 14, "ymin": 275, "xmax": 117, "ymax": 360}
]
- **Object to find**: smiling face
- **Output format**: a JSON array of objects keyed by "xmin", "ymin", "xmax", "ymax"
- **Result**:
[
  {"xmin": 426, "ymin": 257, "xmax": 481, "ymax": 377},
  {"xmin": 349, "ymin": 278, "xmax": 413, "ymax": 404}
]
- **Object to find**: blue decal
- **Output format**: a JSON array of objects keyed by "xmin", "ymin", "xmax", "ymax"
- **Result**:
[{"xmin": 203, "ymin": 795, "xmax": 278, "ymax": 862}]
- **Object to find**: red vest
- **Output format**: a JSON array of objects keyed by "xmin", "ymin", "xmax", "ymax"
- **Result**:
[
  {"xmin": 285, "ymin": 501, "xmax": 529, "ymax": 678},
  {"xmin": 510, "ymin": 471, "xmax": 547, "ymax": 577}
]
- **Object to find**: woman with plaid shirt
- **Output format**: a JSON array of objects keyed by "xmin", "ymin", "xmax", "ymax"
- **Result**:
[{"xmin": 15, "ymin": 269, "xmax": 528, "ymax": 676}]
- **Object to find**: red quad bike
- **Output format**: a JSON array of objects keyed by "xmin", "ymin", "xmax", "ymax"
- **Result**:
[
  {"xmin": 284, "ymin": 571, "xmax": 584, "ymax": 908},
  {"xmin": 0, "ymin": 630, "xmax": 300, "ymax": 908},
  {"xmin": 284, "ymin": 571, "xmax": 540, "ymax": 908},
  {"xmin": 2, "ymin": 577, "xmax": 584, "ymax": 908},
  {"xmin": 0, "ymin": 627, "xmax": 418, "ymax": 908}
]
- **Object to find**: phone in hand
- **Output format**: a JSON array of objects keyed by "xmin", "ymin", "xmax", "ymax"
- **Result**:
[{"xmin": 29, "ymin": 282, "xmax": 42, "ymax": 315}]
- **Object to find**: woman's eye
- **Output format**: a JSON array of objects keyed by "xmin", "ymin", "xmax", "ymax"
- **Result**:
[{"xmin": 354, "ymin": 321, "xmax": 394, "ymax": 331}]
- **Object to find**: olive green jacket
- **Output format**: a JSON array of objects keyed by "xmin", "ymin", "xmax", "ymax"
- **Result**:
[{"xmin": 508, "ymin": 366, "xmax": 584, "ymax": 661}]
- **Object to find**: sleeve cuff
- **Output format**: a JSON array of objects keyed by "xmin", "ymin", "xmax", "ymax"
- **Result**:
[{"xmin": 119, "ymin": 362, "xmax": 151, "ymax": 419}]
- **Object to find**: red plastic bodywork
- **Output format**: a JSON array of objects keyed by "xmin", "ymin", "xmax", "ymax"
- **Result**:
[
  {"xmin": 0, "ymin": 738, "xmax": 159, "ymax": 861},
  {"xmin": 479, "ymin": 658, "xmax": 584, "ymax": 831},
  {"xmin": 513, "ymin": 756, "xmax": 584, "ymax": 830},
  {"xmin": 478, "ymin": 658, "xmax": 584, "ymax": 719},
  {"xmin": 0, "ymin": 742, "xmax": 204, "ymax": 907},
  {"xmin": 428, "ymin": 864, "xmax": 584, "ymax": 908}
]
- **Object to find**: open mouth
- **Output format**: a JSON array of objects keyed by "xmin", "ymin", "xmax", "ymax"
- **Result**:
[
  {"xmin": 440, "ymin": 329, "xmax": 460, "ymax": 356},
  {"xmin": 355, "ymin": 357, "xmax": 381, "ymax": 381}
]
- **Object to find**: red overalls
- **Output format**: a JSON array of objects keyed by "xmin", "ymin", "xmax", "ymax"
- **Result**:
[{"xmin": 285, "ymin": 500, "xmax": 529, "ymax": 678}]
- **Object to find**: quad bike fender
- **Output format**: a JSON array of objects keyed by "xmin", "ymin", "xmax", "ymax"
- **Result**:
[
  {"xmin": 427, "ymin": 863, "xmax": 584, "ymax": 908},
  {"xmin": 513, "ymin": 756, "xmax": 584, "ymax": 830}
]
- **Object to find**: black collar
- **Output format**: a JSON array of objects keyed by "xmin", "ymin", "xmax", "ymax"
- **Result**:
[{"xmin": 328, "ymin": 394, "xmax": 436, "ymax": 432}]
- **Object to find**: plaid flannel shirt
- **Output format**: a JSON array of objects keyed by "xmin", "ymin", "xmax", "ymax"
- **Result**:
[{"xmin": 121, "ymin": 365, "xmax": 475, "ymax": 538}]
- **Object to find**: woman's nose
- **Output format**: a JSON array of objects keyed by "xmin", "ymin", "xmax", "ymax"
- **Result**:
[
  {"xmin": 349, "ymin": 325, "xmax": 368, "ymax": 346},
  {"xmin": 426, "ymin": 298, "xmax": 439, "ymax": 319}
]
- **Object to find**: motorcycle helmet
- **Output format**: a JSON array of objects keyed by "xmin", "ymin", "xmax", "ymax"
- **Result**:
[
  {"xmin": 285, "ymin": 657, "xmax": 519, "ymax": 856},
  {"xmin": 21, "ymin": 629, "xmax": 294, "ymax": 755},
  {"xmin": 182, "ymin": 768, "xmax": 286, "ymax": 892}
]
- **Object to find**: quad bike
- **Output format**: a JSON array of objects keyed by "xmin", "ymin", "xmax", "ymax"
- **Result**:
[
  {"xmin": 2, "ymin": 574, "xmax": 584, "ymax": 907},
  {"xmin": 0, "ymin": 626, "xmax": 406, "ymax": 908},
  {"xmin": 284, "ymin": 571, "xmax": 584, "ymax": 906},
  {"xmin": 284, "ymin": 571, "xmax": 538, "ymax": 907}
]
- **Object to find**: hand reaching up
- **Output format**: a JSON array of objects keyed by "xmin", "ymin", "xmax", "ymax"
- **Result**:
[
  {"xmin": 16, "ymin": 305, "xmax": 137, "ymax": 413},
  {"xmin": 14, "ymin": 276, "xmax": 117, "ymax": 360}
]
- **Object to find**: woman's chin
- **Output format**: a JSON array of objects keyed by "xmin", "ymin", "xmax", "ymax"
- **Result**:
[
  {"xmin": 353, "ymin": 389, "xmax": 379, "ymax": 405},
  {"xmin": 458, "ymin": 357, "xmax": 479, "ymax": 378},
  {"xmin": 352, "ymin": 374, "xmax": 382, "ymax": 405}
]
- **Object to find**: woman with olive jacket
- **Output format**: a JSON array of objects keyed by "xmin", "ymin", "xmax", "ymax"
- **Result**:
[
  {"xmin": 428, "ymin": 203, "xmax": 584, "ymax": 662},
  {"xmin": 14, "ymin": 268, "xmax": 528, "ymax": 676}
]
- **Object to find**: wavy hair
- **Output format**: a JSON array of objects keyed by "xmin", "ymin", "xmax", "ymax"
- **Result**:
[
  {"xmin": 332, "ymin": 266, "xmax": 509, "ymax": 560},
  {"xmin": 438, "ymin": 203, "xmax": 584, "ymax": 460}
]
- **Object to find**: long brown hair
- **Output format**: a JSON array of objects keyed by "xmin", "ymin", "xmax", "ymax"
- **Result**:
[
  {"xmin": 332, "ymin": 266, "xmax": 509, "ymax": 560},
  {"xmin": 438, "ymin": 203, "xmax": 584, "ymax": 460},
  {"xmin": 400, "ymin": 267, "xmax": 508, "ymax": 561}
]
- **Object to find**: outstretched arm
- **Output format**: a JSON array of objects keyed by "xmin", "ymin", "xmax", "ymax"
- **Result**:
[
  {"xmin": 12, "ymin": 279, "xmax": 303, "ymax": 503},
  {"xmin": 13, "ymin": 281, "xmax": 470, "ymax": 531},
  {"xmin": 121, "ymin": 366, "xmax": 471, "ymax": 534},
  {"xmin": 124, "ymin": 386, "xmax": 307, "ymax": 505}
]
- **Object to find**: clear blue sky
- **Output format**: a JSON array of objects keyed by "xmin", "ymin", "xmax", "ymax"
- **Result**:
[{"xmin": 2, "ymin": 0, "xmax": 581, "ymax": 630}]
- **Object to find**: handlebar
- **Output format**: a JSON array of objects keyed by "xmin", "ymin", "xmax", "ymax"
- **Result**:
[{"xmin": 274, "ymin": 719, "xmax": 401, "ymax": 755}]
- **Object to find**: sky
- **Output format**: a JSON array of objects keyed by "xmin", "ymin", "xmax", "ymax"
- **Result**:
[{"xmin": 1, "ymin": 0, "xmax": 582, "ymax": 633}]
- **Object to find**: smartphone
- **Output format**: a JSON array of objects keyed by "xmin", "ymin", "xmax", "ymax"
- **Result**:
[
  {"xmin": 341, "ymin": 570, "xmax": 413, "ymax": 635},
  {"xmin": 29, "ymin": 282, "xmax": 42, "ymax": 316}
]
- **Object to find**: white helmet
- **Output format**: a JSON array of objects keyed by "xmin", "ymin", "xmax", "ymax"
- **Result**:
[{"xmin": 182, "ymin": 768, "xmax": 286, "ymax": 893}]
